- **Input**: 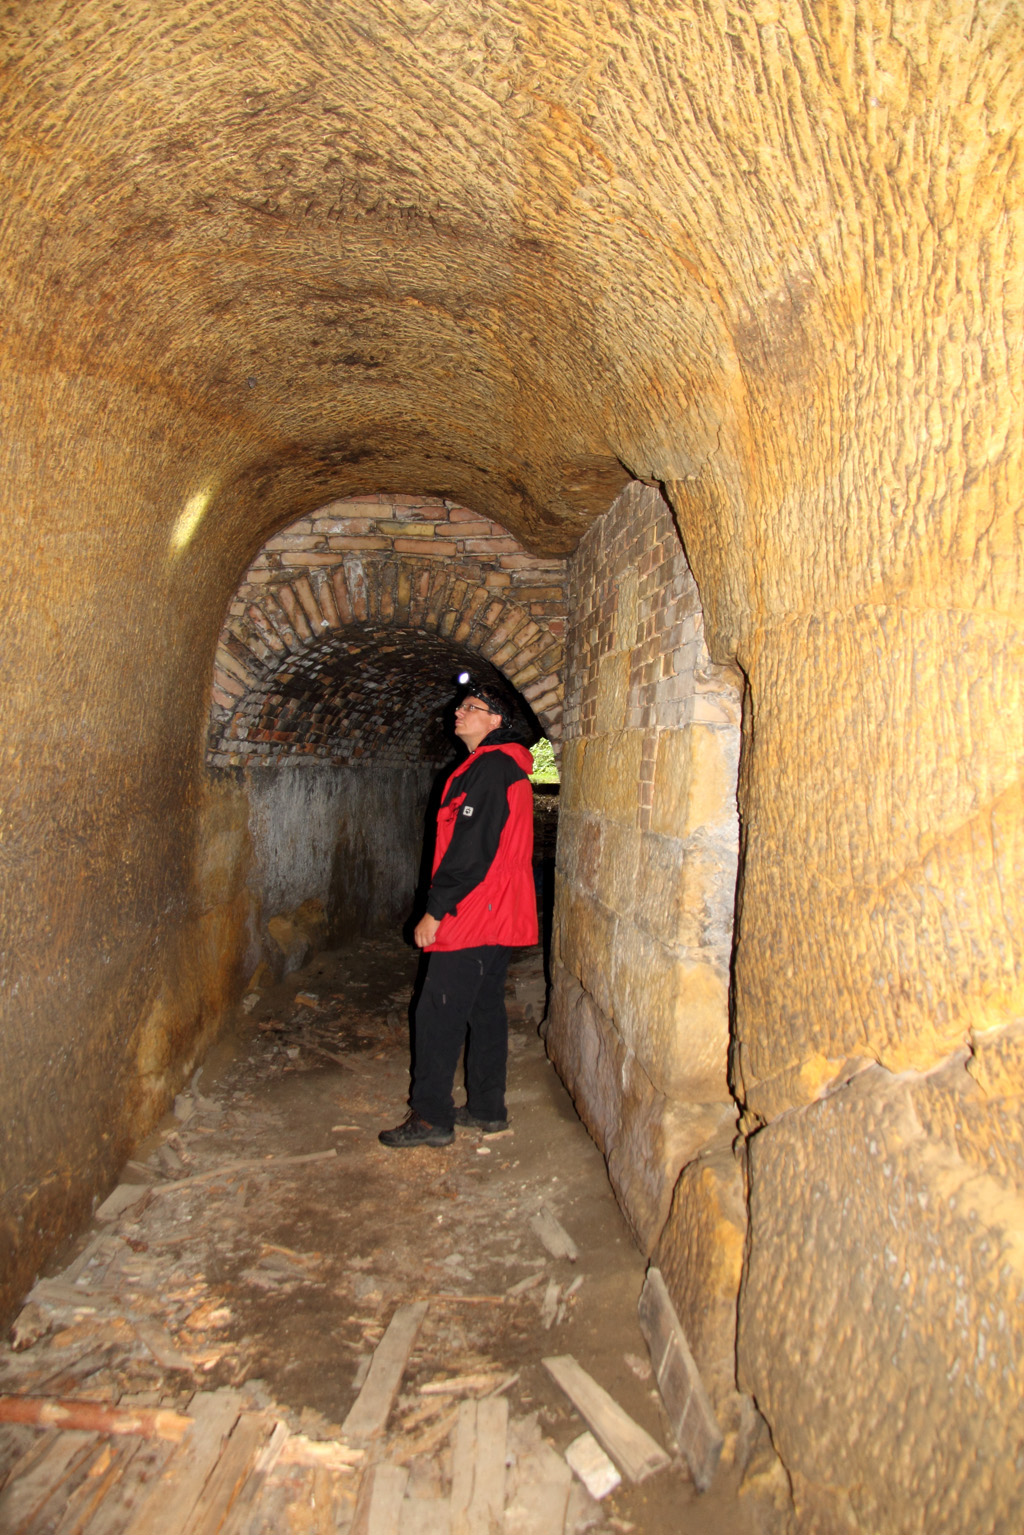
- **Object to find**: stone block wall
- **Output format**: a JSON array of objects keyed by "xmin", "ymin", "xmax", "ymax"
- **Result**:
[{"xmin": 548, "ymin": 482, "xmax": 742, "ymax": 1270}]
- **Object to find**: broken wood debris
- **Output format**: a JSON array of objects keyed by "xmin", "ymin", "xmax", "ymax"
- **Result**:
[
  {"xmin": 542, "ymin": 1354, "xmax": 671, "ymax": 1483},
  {"xmin": 0, "ymin": 1395, "xmax": 194, "ymax": 1441},
  {"xmin": 529, "ymin": 1204, "xmax": 579, "ymax": 1262},
  {"xmin": 152, "ymin": 1146, "xmax": 338, "ymax": 1193},
  {"xmin": 275, "ymin": 1432, "xmax": 364, "ymax": 1469},
  {"xmin": 389, "ymin": 1404, "xmax": 461, "ymax": 1466},
  {"xmin": 419, "ymin": 1371, "xmax": 515, "ymax": 1398},
  {"xmin": 423, "ymin": 1292, "xmax": 505, "ymax": 1305},
  {"xmin": 505, "ymin": 1269, "xmax": 547, "ymax": 1298},
  {"xmin": 0, "ymin": 942, "xmax": 697, "ymax": 1532}
]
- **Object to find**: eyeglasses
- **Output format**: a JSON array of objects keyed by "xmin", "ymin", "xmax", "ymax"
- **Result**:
[{"xmin": 455, "ymin": 703, "xmax": 495, "ymax": 715}]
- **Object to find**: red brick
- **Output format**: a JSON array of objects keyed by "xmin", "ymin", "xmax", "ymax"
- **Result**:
[
  {"xmin": 294, "ymin": 575, "xmax": 324, "ymax": 631},
  {"xmin": 445, "ymin": 520, "xmax": 493, "ymax": 538},
  {"xmin": 394, "ymin": 539, "xmax": 457, "ymax": 556},
  {"xmin": 281, "ymin": 552, "xmax": 343, "ymax": 566},
  {"xmin": 511, "ymin": 585, "xmax": 564, "ymax": 601},
  {"xmin": 327, "ymin": 536, "xmax": 391, "ymax": 551},
  {"xmin": 264, "ymin": 532, "xmax": 319, "ymax": 551},
  {"xmin": 331, "ymin": 566, "xmax": 354, "ymax": 624},
  {"xmin": 389, "ymin": 493, "xmax": 444, "ymax": 509},
  {"xmin": 213, "ymin": 666, "xmax": 246, "ymax": 699},
  {"xmin": 460, "ymin": 537, "xmax": 522, "ymax": 554},
  {"xmin": 316, "ymin": 577, "xmax": 340, "ymax": 628},
  {"xmin": 499, "ymin": 553, "xmax": 554, "ymax": 570}
]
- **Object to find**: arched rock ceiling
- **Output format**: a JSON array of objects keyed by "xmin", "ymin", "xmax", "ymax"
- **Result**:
[
  {"xmin": 1, "ymin": 0, "xmax": 799, "ymax": 554},
  {"xmin": 5, "ymin": 3, "xmax": 1012, "ymax": 591}
]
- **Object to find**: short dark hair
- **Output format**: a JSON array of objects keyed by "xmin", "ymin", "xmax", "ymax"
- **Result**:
[
  {"xmin": 458, "ymin": 675, "xmax": 517, "ymax": 730},
  {"xmin": 470, "ymin": 683, "xmax": 516, "ymax": 728}
]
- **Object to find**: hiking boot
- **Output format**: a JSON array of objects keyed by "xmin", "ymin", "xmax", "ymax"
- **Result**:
[
  {"xmin": 378, "ymin": 1111, "xmax": 454, "ymax": 1148},
  {"xmin": 454, "ymin": 1105, "xmax": 509, "ymax": 1134}
]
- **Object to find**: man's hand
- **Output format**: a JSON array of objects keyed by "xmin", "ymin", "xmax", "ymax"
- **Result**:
[{"xmin": 414, "ymin": 913, "xmax": 441, "ymax": 949}]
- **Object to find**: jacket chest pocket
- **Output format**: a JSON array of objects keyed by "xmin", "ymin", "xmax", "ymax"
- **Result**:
[{"xmin": 439, "ymin": 794, "xmax": 466, "ymax": 831}]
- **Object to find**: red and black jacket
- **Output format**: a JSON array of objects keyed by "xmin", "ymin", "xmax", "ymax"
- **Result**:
[{"xmin": 424, "ymin": 738, "xmax": 538, "ymax": 951}]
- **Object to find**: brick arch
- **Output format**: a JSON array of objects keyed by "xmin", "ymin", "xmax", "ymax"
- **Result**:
[{"xmin": 207, "ymin": 495, "xmax": 567, "ymax": 769}]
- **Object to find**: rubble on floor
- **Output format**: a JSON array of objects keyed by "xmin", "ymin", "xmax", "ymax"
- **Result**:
[{"xmin": 0, "ymin": 937, "xmax": 753, "ymax": 1533}]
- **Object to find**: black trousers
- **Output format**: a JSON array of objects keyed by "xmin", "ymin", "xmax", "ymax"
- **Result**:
[{"xmin": 410, "ymin": 946, "xmax": 511, "ymax": 1131}]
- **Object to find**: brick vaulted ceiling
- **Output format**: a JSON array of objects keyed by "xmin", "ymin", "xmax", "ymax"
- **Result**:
[{"xmin": 209, "ymin": 494, "xmax": 569, "ymax": 768}]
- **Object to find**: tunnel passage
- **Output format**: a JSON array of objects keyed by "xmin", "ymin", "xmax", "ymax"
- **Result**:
[
  {"xmin": 202, "ymin": 493, "xmax": 567, "ymax": 968},
  {"xmin": 4, "ymin": 4, "xmax": 1023, "ymax": 1528}
]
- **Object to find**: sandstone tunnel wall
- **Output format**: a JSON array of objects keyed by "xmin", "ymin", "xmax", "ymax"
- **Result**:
[
  {"xmin": 244, "ymin": 760, "xmax": 435, "ymax": 943},
  {"xmin": 2, "ymin": 3, "xmax": 1022, "ymax": 1528}
]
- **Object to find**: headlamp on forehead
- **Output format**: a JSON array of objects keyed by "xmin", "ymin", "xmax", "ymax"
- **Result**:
[{"xmin": 452, "ymin": 671, "xmax": 516, "ymax": 729}]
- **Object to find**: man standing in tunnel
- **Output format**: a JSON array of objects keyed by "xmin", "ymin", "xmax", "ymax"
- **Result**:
[{"xmin": 379, "ymin": 679, "xmax": 538, "ymax": 1148}]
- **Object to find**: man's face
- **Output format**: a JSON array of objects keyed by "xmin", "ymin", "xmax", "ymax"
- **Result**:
[{"xmin": 453, "ymin": 696, "xmax": 503, "ymax": 751}]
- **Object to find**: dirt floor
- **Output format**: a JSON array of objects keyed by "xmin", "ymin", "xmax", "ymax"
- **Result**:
[{"xmin": 0, "ymin": 932, "xmax": 764, "ymax": 1533}]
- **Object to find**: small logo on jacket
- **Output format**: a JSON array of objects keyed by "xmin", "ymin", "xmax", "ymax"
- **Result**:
[{"xmin": 462, "ymin": 805, "xmax": 475, "ymax": 816}]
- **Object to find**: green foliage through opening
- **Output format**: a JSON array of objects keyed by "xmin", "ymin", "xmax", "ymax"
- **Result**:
[{"xmin": 530, "ymin": 737, "xmax": 560, "ymax": 783}]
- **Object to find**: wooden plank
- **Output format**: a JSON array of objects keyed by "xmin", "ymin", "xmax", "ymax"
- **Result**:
[
  {"xmin": 76, "ymin": 1437, "xmax": 178, "ymax": 1535},
  {"xmin": 0, "ymin": 1429, "xmax": 97, "ymax": 1532},
  {"xmin": 124, "ymin": 1390, "xmax": 242, "ymax": 1535},
  {"xmin": 313, "ymin": 1465, "xmax": 344, "ymax": 1535},
  {"xmin": 95, "ymin": 1183, "xmax": 150, "ymax": 1222},
  {"xmin": 638, "ymin": 1266, "xmax": 723, "ymax": 1492},
  {"xmin": 399, "ymin": 1496, "xmax": 452, "ymax": 1534},
  {"xmin": 542, "ymin": 1356, "xmax": 670, "ymax": 1484},
  {"xmin": 183, "ymin": 1411, "xmax": 273, "ymax": 1535},
  {"xmin": 449, "ymin": 1396, "xmax": 507, "ymax": 1535},
  {"xmin": 217, "ymin": 1421, "xmax": 291, "ymax": 1535},
  {"xmin": 342, "ymin": 1302, "xmax": 429, "ymax": 1440},
  {"xmin": 471, "ymin": 1397, "xmax": 507, "ymax": 1532},
  {"xmin": 528, "ymin": 1207, "xmax": 578, "ymax": 1262},
  {"xmin": 351, "ymin": 1462, "xmax": 410, "ymax": 1535},
  {"xmin": 0, "ymin": 1425, "xmax": 62, "ymax": 1495},
  {"xmin": 448, "ymin": 1402, "xmax": 476, "ymax": 1532},
  {"xmin": 54, "ymin": 1439, "xmax": 139, "ymax": 1535}
]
